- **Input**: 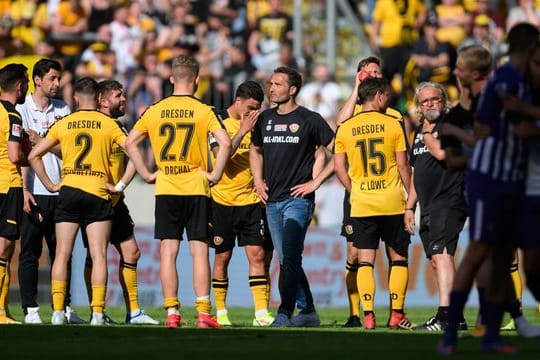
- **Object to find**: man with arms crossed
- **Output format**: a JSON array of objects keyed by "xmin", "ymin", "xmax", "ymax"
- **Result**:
[{"xmin": 126, "ymin": 55, "xmax": 231, "ymax": 329}]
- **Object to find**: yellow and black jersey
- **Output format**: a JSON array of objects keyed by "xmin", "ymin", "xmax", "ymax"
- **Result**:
[
  {"xmin": 335, "ymin": 110, "xmax": 407, "ymax": 217},
  {"xmin": 372, "ymin": 0, "xmax": 425, "ymax": 47},
  {"xmin": 211, "ymin": 114, "xmax": 260, "ymax": 206},
  {"xmin": 109, "ymin": 120, "xmax": 128, "ymax": 205},
  {"xmin": 133, "ymin": 95, "xmax": 223, "ymax": 196},
  {"xmin": 0, "ymin": 100, "xmax": 23, "ymax": 193},
  {"xmin": 46, "ymin": 110, "xmax": 126, "ymax": 200},
  {"xmin": 353, "ymin": 104, "xmax": 402, "ymax": 122}
]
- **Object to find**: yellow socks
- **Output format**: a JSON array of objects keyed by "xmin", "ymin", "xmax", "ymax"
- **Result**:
[
  {"xmin": 120, "ymin": 261, "xmax": 139, "ymax": 314},
  {"xmin": 510, "ymin": 259, "xmax": 522, "ymax": 302},
  {"xmin": 346, "ymin": 261, "xmax": 360, "ymax": 317},
  {"xmin": 51, "ymin": 279, "xmax": 67, "ymax": 312},
  {"xmin": 357, "ymin": 262, "xmax": 375, "ymax": 312},
  {"xmin": 195, "ymin": 296, "xmax": 212, "ymax": 315},
  {"xmin": 91, "ymin": 285, "xmax": 106, "ymax": 313},
  {"xmin": 212, "ymin": 278, "xmax": 228, "ymax": 312},
  {"xmin": 249, "ymin": 275, "xmax": 269, "ymax": 313},
  {"xmin": 0, "ymin": 259, "xmax": 9, "ymax": 309},
  {"xmin": 389, "ymin": 261, "xmax": 409, "ymax": 311}
]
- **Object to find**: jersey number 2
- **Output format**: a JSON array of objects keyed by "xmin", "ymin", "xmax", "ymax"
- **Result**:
[{"xmin": 74, "ymin": 133, "xmax": 92, "ymax": 170}]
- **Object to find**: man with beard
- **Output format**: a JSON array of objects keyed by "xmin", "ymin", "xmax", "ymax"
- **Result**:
[
  {"xmin": 250, "ymin": 66, "xmax": 335, "ymax": 327},
  {"xmin": 405, "ymin": 81, "xmax": 468, "ymax": 331},
  {"xmin": 80, "ymin": 80, "xmax": 159, "ymax": 325},
  {"xmin": 16, "ymin": 58, "xmax": 84, "ymax": 325},
  {"xmin": 0, "ymin": 63, "xmax": 29, "ymax": 324}
]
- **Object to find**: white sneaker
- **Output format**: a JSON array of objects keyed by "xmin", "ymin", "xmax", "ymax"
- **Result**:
[
  {"xmin": 25, "ymin": 307, "xmax": 43, "ymax": 324},
  {"xmin": 127, "ymin": 310, "xmax": 160, "ymax": 325},
  {"xmin": 90, "ymin": 312, "xmax": 105, "ymax": 326},
  {"xmin": 515, "ymin": 315, "xmax": 540, "ymax": 338},
  {"xmin": 65, "ymin": 306, "xmax": 87, "ymax": 324},
  {"xmin": 51, "ymin": 311, "xmax": 66, "ymax": 325}
]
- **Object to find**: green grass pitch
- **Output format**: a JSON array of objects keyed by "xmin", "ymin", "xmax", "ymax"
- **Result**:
[{"xmin": 2, "ymin": 306, "xmax": 540, "ymax": 359}]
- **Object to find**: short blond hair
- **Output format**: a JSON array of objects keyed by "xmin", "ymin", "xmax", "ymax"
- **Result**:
[{"xmin": 171, "ymin": 55, "xmax": 199, "ymax": 82}]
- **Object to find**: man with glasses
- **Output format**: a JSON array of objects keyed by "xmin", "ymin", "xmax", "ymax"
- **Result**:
[{"xmin": 405, "ymin": 82, "xmax": 468, "ymax": 331}]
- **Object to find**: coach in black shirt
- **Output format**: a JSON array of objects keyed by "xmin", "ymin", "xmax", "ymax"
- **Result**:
[{"xmin": 250, "ymin": 66, "xmax": 334, "ymax": 327}]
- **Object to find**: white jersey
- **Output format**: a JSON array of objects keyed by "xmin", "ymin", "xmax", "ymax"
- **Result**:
[{"xmin": 16, "ymin": 93, "xmax": 71, "ymax": 195}]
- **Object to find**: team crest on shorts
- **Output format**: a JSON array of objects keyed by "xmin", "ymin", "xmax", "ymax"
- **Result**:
[
  {"xmin": 213, "ymin": 236, "xmax": 224, "ymax": 246},
  {"xmin": 289, "ymin": 123, "xmax": 299, "ymax": 133},
  {"xmin": 345, "ymin": 225, "xmax": 353, "ymax": 235}
]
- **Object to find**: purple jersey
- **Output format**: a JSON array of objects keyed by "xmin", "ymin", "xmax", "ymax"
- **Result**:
[{"xmin": 469, "ymin": 62, "xmax": 529, "ymax": 183}]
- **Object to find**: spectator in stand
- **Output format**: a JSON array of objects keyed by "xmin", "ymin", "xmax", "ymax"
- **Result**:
[
  {"xmin": 410, "ymin": 13, "xmax": 452, "ymax": 85},
  {"xmin": 297, "ymin": 63, "xmax": 342, "ymax": 129},
  {"xmin": 52, "ymin": 0, "xmax": 88, "ymax": 74},
  {"xmin": 76, "ymin": 42, "xmax": 116, "ymax": 81},
  {"xmin": 248, "ymin": 0, "xmax": 293, "ymax": 75},
  {"xmin": 83, "ymin": 0, "xmax": 114, "ymax": 34},
  {"xmin": 435, "ymin": 0, "xmax": 471, "ymax": 49},
  {"xmin": 460, "ymin": 14, "xmax": 506, "ymax": 65},
  {"xmin": 468, "ymin": 0, "xmax": 505, "ymax": 43},
  {"xmin": 506, "ymin": 0, "xmax": 540, "ymax": 30},
  {"xmin": 369, "ymin": 0, "xmax": 426, "ymax": 94},
  {"xmin": 216, "ymin": 43, "xmax": 255, "ymax": 102},
  {"xmin": 110, "ymin": 3, "xmax": 142, "ymax": 85}
]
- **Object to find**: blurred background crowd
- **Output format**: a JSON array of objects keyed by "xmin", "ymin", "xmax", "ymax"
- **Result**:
[{"xmin": 0, "ymin": 0, "xmax": 537, "ymax": 226}]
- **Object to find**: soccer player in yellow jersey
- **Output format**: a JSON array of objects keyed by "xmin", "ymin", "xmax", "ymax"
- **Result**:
[
  {"xmin": 334, "ymin": 77, "xmax": 413, "ymax": 330},
  {"xmin": 126, "ymin": 55, "xmax": 232, "ymax": 329},
  {"xmin": 336, "ymin": 56, "xmax": 407, "ymax": 327},
  {"xmin": 28, "ymin": 77, "xmax": 128, "ymax": 326},
  {"xmin": 0, "ymin": 63, "xmax": 29, "ymax": 324},
  {"xmin": 209, "ymin": 81, "xmax": 274, "ymax": 326},
  {"xmin": 79, "ymin": 80, "xmax": 159, "ymax": 325}
]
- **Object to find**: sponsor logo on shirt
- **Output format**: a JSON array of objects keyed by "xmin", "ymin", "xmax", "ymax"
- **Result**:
[
  {"xmin": 274, "ymin": 124, "xmax": 287, "ymax": 132},
  {"xmin": 12, "ymin": 123, "xmax": 22, "ymax": 137}
]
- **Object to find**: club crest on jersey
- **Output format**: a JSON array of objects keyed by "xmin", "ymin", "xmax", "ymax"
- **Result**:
[
  {"xmin": 11, "ymin": 123, "xmax": 22, "ymax": 137},
  {"xmin": 289, "ymin": 123, "xmax": 300, "ymax": 133},
  {"xmin": 213, "ymin": 236, "xmax": 224, "ymax": 246}
]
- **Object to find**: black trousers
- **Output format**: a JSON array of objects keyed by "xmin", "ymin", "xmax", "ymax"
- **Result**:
[{"xmin": 18, "ymin": 195, "xmax": 72, "ymax": 312}]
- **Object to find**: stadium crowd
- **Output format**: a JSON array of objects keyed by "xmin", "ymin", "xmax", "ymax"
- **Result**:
[{"xmin": 1, "ymin": 0, "xmax": 540, "ymax": 354}]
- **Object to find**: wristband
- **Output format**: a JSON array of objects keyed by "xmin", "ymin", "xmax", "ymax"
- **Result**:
[
  {"xmin": 405, "ymin": 207, "xmax": 416, "ymax": 211},
  {"xmin": 422, "ymin": 131, "xmax": 432, "ymax": 135},
  {"xmin": 114, "ymin": 181, "xmax": 126, "ymax": 192}
]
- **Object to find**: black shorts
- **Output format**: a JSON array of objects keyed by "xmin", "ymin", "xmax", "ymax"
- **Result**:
[
  {"xmin": 340, "ymin": 191, "xmax": 354, "ymax": 242},
  {"xmin": 155, "ymin": 195, "xmax": 210, "ymax": 241},
  {"xmin": 81, "ymin": 197, "xmax": 134, "ymax": 248},
  {"xmin": 55, "ymin": 186, "xmax": 113, "ymax": 226},
  {"xmin": 0, "ymin": 187, "xmax": 23, "ymax": 240},
  {"xmin": 419, "ymin": 208, "xmax": 466, "ymax": 259},
  {"xmin": 352, "ymin": 214, "xmax": 410, "ymax": 255},
  {"xmin": 211, "ymin": 201, "xmax": 266, "ymax": 253}
]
